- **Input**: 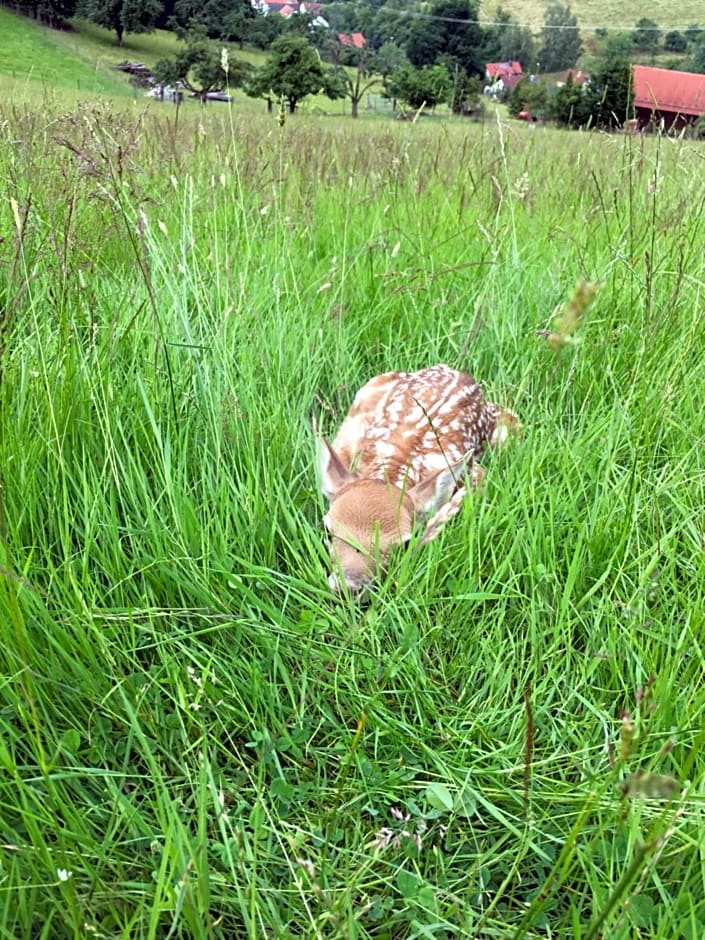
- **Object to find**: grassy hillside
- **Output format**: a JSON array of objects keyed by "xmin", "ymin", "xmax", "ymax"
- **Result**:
[
  {"xmin": 0, "ymin": 7, "xmax": 132, "ymax": 95},
  {"xmin": 481, "ymin": 0, "xmax": 705, "ymax": 35},
  {"xmin": 0, "ymin": 101, "xmax": 704, "ymax": 937},
  {"xmin": 0, "ymin": 10, "xmax": 270, "ymax": 106}
]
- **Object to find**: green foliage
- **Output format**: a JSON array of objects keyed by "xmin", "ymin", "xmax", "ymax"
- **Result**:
[
  {"xmin": 480, "ymin": 6, "xmax": 534, "ymax": 70},
  {"xmin": 507, "ymin": 74, "xmax": 547, "ymax": 116},
  {"xmin": 247, "ymin": 11, "xmax": 285, "ymax": 49},
  {"xmin": 548, "ymin": 72, "xmax": 589, "ymax": 127},
  {"xmin": 171, "ymin": 0, "xmax": 255, "ymax": 44},
  {"xmin": 584, "ymin": 38, "xmax": 634, "ymax": 127},
  {"xmin": 245, "ymin": 34, "xmax": 344, "ymax": 111},
  {"xmin": 690, "ymin": 38, "xmax": 705, "ymax": 74},
  {"xmin": 387, "ymin": 62, "xmax": 452, "ymax": 110},
  {"xmin": 76, "ymin": 0, "xmax": 162, "ymax": 44},
  {"xmin": 663, "ymin": 30, "xmax": 687, "ymax": 54},
  {"xmin": 538, "ymin": 3, "xmax": 582, "ymax": 72},
  {"xmin": 633, "ymin": 17, "xmax": 661, "ymax": 51},
  {"xmin": 407, "ymin": 0, "xmax": 483, "ymax": 75},
  {"xmin": 153, "ymin": 26, "xmax": 252, "ymax": 99},
  {"xmin": 449, "ymin": 68, "xmax": 481, "ymax": 114},
  {"xmin": 12, "ymin": 0, "xmax": 77, "ymax": 26},
  {"xmin": 375, "ymin": 40, "xmax": 408, "ymax": 80},
  {"xmin": 685, "ymin": 24, "xmax": 704, "ymax": 45},
  {"xmin": 332, "ymin": 48, "xmax": 382, "ymax": 117}
]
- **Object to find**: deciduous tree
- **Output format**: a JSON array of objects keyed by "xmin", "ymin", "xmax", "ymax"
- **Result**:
[
  {"xmin": 538, "ymin": 4, "xmax": 582, "ymax": 72},
  {"xmin": 153, "ymin": 27, "xmax": 252, "ymax": 101},
  {"xmin": 77, "ymin": 0, "xmax": 162, "ymax": 45},
  {"xmin": 172, "ymin": 0, "xmax": 255, "ymax": 45},
  {"xmin": 387, "ymin": 63, "xmax": 452, "ymax": 111},
  {"xmin": 583, "ymin": 37, "xmax": 633, "ymax": 127},
  {"xmin": 245, "ymin": 36, "xmax": 345, "ymax": 113},
  {"xmin": 663, "ymin": 30, "xmax": 687, "ymax": 53},
  {"xmin": 333, "ymin": 46, "xmax": 382, "ymax": 117},
  {"xmin": 632, "ymin": 18, "xmax": 661, "ymax": 52}
]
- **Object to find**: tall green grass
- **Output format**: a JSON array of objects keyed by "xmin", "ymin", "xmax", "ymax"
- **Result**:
[{"xmin": 1, "ymin": 103, "xmax": 704, "ymax": 937}]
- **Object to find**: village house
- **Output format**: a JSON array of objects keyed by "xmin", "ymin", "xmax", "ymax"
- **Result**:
[
  {"xmin": 253, "ymin": 0, "xmax": 327, "ymax": 25},
  {"xmin": 633, "ymin": 65, "xmax": 705, "ymax": 131},
  {"xmin": 555, "ymin": 69, "xmax": 590, "ymax": 87},
  {"xmin": 337, "ymin": 32, "xmax": 366, "ymax": 50},
  {"xmin": 484, "ymin": 61, "xmax": 523, "ymax": 95}
]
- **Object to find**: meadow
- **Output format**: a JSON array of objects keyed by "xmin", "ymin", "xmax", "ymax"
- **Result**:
[
  {"xmin": 480, "ymin": 0, "xmax": 705, "ymax": 34},
  {"xmin": 0, "ymin": 89, "xmax": 704, "ymax": 939}
]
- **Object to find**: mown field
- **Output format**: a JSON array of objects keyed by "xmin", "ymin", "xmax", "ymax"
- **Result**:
[
  {"xmin": 1, "ymin": 92, "xmax": 704, "ymax": 939},
  {"xmin": 481, "ymin": 0, "xmax": 705, "ymax": 33}
]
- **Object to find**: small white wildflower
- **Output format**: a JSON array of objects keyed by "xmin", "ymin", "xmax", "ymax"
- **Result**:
[
  {"xmin": 219, "ymin": 173, "xmax": 226, "ymax": 187},
  {"xmin": 31, "ymin": 370, "xmax": 40, "ymax": 378},
  {"xmin": 10, "ymin": 197, "xmax": 21, "ymax": 234},
  {"xmin": 189, "ymin": 702, "xmax": 201, "ymax": 711},
  {"xmin": 158, "ymin": 220, "xmax": 168, "ymax": 236},
  {"xmin": 296, "ymin": 857, "xmax": 316, "ymax": 878},
  {"xmin": 260, "ymin": 205, "xmax": 270, "ymax": 216},
  {"xmin": 57, "ymin": 868, "xmax": 73, "ymax": 882}
]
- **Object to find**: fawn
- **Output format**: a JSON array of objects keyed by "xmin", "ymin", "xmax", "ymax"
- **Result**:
[{"xmin": 317, "ymin": 364, "xmax": 518, "ymax": 597}]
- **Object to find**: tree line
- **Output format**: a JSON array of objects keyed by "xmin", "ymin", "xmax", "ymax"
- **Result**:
[{"xmin": 7, "ymin": 0, "xmax": 705, "ymax": 123}]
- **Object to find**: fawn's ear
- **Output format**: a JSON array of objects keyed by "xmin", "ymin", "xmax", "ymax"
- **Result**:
[
  {"xmin": 488, "ymin": 404, "xmax": 521, "ymax": 447},
  {"xmin": 317, "ymin": 435, "xmax": 354, "ymax": 500},
  {"xmin": 407, "ymin": 453, "xmax": 473, "ymax": 519}
]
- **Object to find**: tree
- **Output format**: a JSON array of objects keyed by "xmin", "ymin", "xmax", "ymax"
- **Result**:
[
  {"xmin": 549, "ymin": 73, "xmax": 589, "ymax": 126},
  {"xmin": 77, "ymin": 0, "xmax": 162, "ymax": 44},
  {"xmin": 153, "ymin": 27, "xmax": 252, "ymax": 101},
  {"xmin": 583, "ymin": 38, "xmax": 633, "ymax": 127},
  {"xmin": 480, "ymin": 7, "xmax": 535, "ymax": 70},
  {"xmin": 375, "ymin": 41, "xmax": 408, "ymax": 82},
  {"xmin": 407, "ymin": 0, "xmax": 483, "ymax": 75},
  {"xmin": 685, "ymin": 25, "xmax": 704, "ymax": 46},
  {"xmin": 538, "ymin": 4, "xmax": 582, "ymax": 72},
  {"xmin": 663, "ymin": 30, "xmax": 687, "ymax": 53},
  {"xmin": 387, "ymin": 64, "xmax": 452, "ymax": 111},
  {"xmin": 245, "ymin": 36, "xmax": 345, "ymax": 113},
  {"xmin": 498, "ymin": 23, "xmax": 535, "ymax": 70},
  {"xmin": 406, "ymin": 15, "xmax": 445, "ymax": 67},
  {"xmin": 18, "ymin": 0, "xmax": 77, "ymax": 27},
  {"xmin": 449, "ymin": 69, "xmax": 481, "ymax": 114},
  {"xmin": 172, "ymin": 0, "xmax": 255, "ymax": 44},
  {"xmin": 507, "ymin": 76, "xmax": 548, "ymax": 117},
  {"xmin": 247, "ymin": 13, "xmax": 285, "ymax": 50},
  {"xmin": 691, "ymin": 39, "xmax": 705, "ymax": 74},
  {"xmin": 333, "ymin": 46, "xmax": 382, "ymax": 118},
  {"xmin": 632, "ymin": 18, "xmax": 661, "ymax": 52}
]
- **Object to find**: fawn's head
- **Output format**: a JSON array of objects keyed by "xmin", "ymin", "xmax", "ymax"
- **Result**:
[{"xmin": 319, "ymin": 437, "xmax": 471, "ymax": 598}]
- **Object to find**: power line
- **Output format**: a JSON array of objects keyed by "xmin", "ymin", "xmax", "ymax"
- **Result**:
[{"xmin": 374, "ymin": 8, "xmax": 702, "ymax": 33}]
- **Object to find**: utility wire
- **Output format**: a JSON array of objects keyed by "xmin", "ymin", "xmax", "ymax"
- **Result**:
[{"xmin": 371, "ymin": 8, "xmax": 701, "ymax": 33}]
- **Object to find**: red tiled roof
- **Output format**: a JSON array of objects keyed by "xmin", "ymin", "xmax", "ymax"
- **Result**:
[
  {"xmin": 556, "ymin": 69, "xmax": 590, "ymax": 86},
  {"xmin": 633, "ymin": 65, "xmax": 705, "ymax": 117},
  {"xmin": 338, "ymin": 32, "xmax": 366, "ymax": 49},
  {"xmin": 486, "ymin": 61, "xmax": 523, "ymax": 80}
]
